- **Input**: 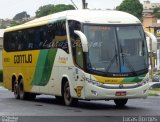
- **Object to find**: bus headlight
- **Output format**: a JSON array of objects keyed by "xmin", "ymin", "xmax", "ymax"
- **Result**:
[
  {"xmin": 138, "ymin": 74, "xmax": 150, "ymax": 85},
  {"xmin": 85, "ymin": 78, "xmax": 103, "ymax": 86}
]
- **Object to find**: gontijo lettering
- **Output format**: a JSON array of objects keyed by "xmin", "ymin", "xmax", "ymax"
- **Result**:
[{"xmin": 14, "ymin": 54, "xmax": 32, "ymax": 64}]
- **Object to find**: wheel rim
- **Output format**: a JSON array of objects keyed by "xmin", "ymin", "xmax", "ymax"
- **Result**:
[
  {"xmin": 19, "ymin": 83, "xmax": 24, "ymax": 99},
  {"xmin": 14, "ymin": 83, "xmax": 18, "ymax": 97},
  {"xmin": 65, "ymin": 87, "xmax": 71, "ymax": 101},
  {"xmin": 64, "ymin": 82, "xmax": 71, "ymax": 105}
]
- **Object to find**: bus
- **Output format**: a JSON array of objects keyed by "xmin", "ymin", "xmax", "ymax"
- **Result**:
[{"xmin": 2, "ymin": 10, "xmax": 157, "ymax": 107}]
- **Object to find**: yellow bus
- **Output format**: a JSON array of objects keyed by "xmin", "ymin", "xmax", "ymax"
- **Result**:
[{"xmin": 2, "ymin": 10, "xmax": 157, "ymax": 107}]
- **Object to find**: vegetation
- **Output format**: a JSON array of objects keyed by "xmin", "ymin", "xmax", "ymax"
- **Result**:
[
  {"xmin": 13, "ymin": 11, "xmax": 30, "ymax": 21},
  {"xmin": 149, "ymin": 87, "xmax": 160, "ymax": 96},
  {"xmin": 10, "ymin": 20, "xmax": 22, "ymax": 27},
  {"xmin": 52, "ymin": 4, "xmax": 75, "ymax": 13},
  {"xmin": 153, "ymin": 7, "xmax": 160, "ymax": 19},
  {"xmin": 150, "ymin": 88, "xmax": 160, "ymax": 91},
  {"xmin": 36, "ymin": 4, "xmax": 75, "ymax": 18},
  {"xmin": 0, "ymin": 82, "xmax": 3, "ymax": 86},
  {"xmin": 116, "ymin": 0, "xmax": 143, "ymax": 20},
  {"xmin": 149, "ymin": 93, "xmax": 159, "ymax": 96},
  {"xmin": 0, "ymin": 70, "xmax": 3, "ymax": 83},
  {"xmin": 36, "ymin": 4, "xmax": 53, "ymax": 18}
]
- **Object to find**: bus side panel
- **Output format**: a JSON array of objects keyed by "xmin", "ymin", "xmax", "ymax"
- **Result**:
[
  {"xmin": 31, "ymin": 48, "xmax": 58, "ymax": 94},
  {"xmin": 2, "ymin": 50, "xmax": 40, "ymax": 92}
]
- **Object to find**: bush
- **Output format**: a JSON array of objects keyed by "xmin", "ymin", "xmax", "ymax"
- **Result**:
[{"xmin": 0, "ymin": 70, "xmax": 3, "ymax": 82}]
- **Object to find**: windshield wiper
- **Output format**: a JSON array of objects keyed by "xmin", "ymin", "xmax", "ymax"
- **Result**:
[
  {"xmin": 120, "ymin": 45, "xmax": 138, "ymax": 76},
  {"xmin": 105, "ymin": 48, "xmax": 118, "ymax": 72}
]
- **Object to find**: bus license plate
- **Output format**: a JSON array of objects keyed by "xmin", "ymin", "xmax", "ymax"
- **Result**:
[{"xmin": 115, "ymin": 91, "xmax": 127, "ymax": 96}]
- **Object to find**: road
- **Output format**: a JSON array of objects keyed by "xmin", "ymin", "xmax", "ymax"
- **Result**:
[{"xmin": 0, "ymin": 87, "xmax": 160, "ymax": 122}]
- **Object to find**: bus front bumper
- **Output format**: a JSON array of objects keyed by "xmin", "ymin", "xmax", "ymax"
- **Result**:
[{"xmin": 84, "ymin": 82, "xmax": 155, "ymax": 100}]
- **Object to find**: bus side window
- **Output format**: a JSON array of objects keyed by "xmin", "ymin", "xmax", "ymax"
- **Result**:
[
  {"xmin": 38, "ymin": 25, "xmax": 55, "ymax": 49},
  {"xmin": 69, "ymin": 20, "xmax": 84, "ymax": 68},
  {"xmin": 12, "ymin": 33, "xmax": 18, "ymax": 51},
  {"xmin": 17, "ymin": 31, "xmax": 24, "ymax": 51},
  {"xmin": 23, "ymin": 30, "xmax": 29, "ymax": 50},
  {"xmin": 27, "ymin": 29, "xmax": 35, "ymax": 50},
  {"xmin": 34, "ymin": 27, "xmax": 40, "ymax": 49},
  {"xmin": 53, "ymin": 21, "xmax": 69, "ymax": 53},
  {"xmin": 4, "ymin": 33, "xmax": 12, "ymax": 52},
  {"xmin": 75, "ymin": 38, "xmax": 84, "ymax": 68}
]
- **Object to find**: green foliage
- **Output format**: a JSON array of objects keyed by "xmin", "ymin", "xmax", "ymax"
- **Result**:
[
  {"xmin": 154, "ymin": 13, "xmax": 160, "ymax": 19},
  {"xmin": 153, "ymin": 7, "xmax": 160, "ymax": 14},
  {"xmin": 10, "ymin": 20, "xmax": 27, "ymax": 27},
  {"xmin": 36, "ymin": 4, "xmax": 75, "ymax": 18},
  {"xmin": 0, "ymin": 82, "xmax": 3, "ymax": 86},
  {"xmin": 150, "ymin": 88, "xmax": 160, "ymax": 91},
  {"xmin": 0, "ymin": 70, "xmax": 3, "ymax": 82},
  {"xmin": 36, "ymin": 4, "xmax": 54, "ymax": 18},
  {"xmin": 153, "ymin": 7, "xmax": 160, "ymax": 19},
  {"xmin": 149, "ymin": 93, "xmax": 159, "ymax": 96},
  {"xmin": 13, "ymin": 11, "xmax": 30, "ymax": 21},
  {"xmin": 52, "ymin": 4, "xmax": 75, "ymax": 13},
  {"xmin": 116, "ymin": 0, "xmax": 143, "ymax": 20},
  {"xmin": 10, "ymin": 21, "xmax": 20, "ymax": 27}
]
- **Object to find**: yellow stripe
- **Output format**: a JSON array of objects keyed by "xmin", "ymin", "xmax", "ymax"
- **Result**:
[
  {"xmin": 5, "ymin": 21, "xmax": 48, "ymax": 32},
  {"xmin": 92, "ymin": 75, "xmax": 124, "ymax": 84}
]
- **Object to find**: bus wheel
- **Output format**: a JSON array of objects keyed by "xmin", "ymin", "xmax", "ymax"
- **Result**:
[
  {"xmin": 114, "ymin": 99, "xmax": 128, "ymax": 107},
  {"xmin": 19, "ymin": 79, "xmax": 27, "ymax": 100},
  {"xmin": 63, "ymin": 81, "xmax": 78, "ymax": 106},
  {"xmin": 13, "ymin": 81, "xmax": 20, "ymax": 99}
]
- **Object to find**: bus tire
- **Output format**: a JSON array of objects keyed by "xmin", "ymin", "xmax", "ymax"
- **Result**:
[
  {"xmin": 13, "ymin": 81, "xmax": 20, "ymax": 99},
  {"xmin": 114, "ymin": 99, "xmax": 128, "ymax": 107},
  {"xmin": 19, "ymin": 79, "xmax": 28, "ymax": 100},
  {"xmin": 63, "ymin": 81, "xmax": 78, "ymax": 106}
]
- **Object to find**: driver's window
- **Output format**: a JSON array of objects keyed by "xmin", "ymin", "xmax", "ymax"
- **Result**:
[
  {"xmin": 68, "ymin": 20, "xmax": 84, "ymax": 68},
  {"xmin": 74, "ymin": 38, "xmax": 84, "ymax": 68}
]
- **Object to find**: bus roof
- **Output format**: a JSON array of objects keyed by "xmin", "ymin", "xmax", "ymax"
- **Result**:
[{"xmin": 5, "ymin": 10, "xmax": 141, "ymax": 32}]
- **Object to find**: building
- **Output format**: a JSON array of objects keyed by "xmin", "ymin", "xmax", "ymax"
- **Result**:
[
  {"xmin": 142, "ymin": 0, "xmax": 160, "ymax": 39},
  {"xmin": 143, "ymin": 0, "xmax": 160, "ymax": 10},
  {"xmin": 0, "ymin": 29, "xmax": 4, "ymax": 69},
  {"xmin": 142, "ymin": 1, "xmax": 160, "ymax": 70},
  {"xmin": 143, "ymin": 0, "xmax": 160, "ymax": 33}
]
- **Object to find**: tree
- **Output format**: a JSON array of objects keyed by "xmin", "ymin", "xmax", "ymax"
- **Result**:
[
  {"xmin": 35, "ymin": 4, "xmax": 54, "ymax": 18},
  {"xmin": 53, "ymin": 4, "xmax": 75, "ymax": 13},
  {"xmin": 153, "ymin": 7, "xmax": 160, "ymax": 19},
  {"xmin": 36, "ymin": 4, "xmax": 75, "ymax": 18},
  {"xmin": 116, "ymin": 0, "xmax": 143, "ymax": 20},
  {"xmin": 13, "ymin": 11, "xmax": 30, "ymax": 20},
  {"xmin": 10, "ymin": 21, "xmax": 20, "ymax": 27}
]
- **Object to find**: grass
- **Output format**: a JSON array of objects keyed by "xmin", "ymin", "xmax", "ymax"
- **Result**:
[
  {"xmin": 148, "ymin": 93, "xmax": 159, "ymax": 96},
  {"xmin": 0, "ymin": 82, "xmax": 3, "ymax": 86},
  {"xmin": 149, "ymin": 88, "xmax": 160, "ymax": 91},
  {"xmin": 149, "ymin": 87, "xmax": 160, "ymax": 96}
]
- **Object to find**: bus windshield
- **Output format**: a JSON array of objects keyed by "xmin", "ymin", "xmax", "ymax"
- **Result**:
[{"xmin": 83, "ymin": 25, "xmax": 148, "ymax": 76}]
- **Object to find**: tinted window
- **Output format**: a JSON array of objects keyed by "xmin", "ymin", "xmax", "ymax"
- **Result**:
[
  {"xmin": 4, "ymin": 20, "xmax": 69, "ymax": 53},
  {"xmin": 68, "ymin": 20, "xmax": 84, "ymax": 68}
]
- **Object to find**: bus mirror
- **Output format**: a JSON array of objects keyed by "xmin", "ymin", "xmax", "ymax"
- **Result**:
[
  {"xmin": 145, "ymin": 31, "xmax": 157, "ymax": 52},
  {"xmin": 74, "ymin": 30, "xmax": 88, "ymax": 52}
]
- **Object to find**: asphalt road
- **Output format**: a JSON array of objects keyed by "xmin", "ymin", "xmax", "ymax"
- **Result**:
[{"xmin": 0, "ymin": 87, "xmax": 160, "ymax": 122}]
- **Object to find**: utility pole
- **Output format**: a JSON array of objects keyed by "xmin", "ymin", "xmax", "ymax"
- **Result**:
[{"xmin": 82, "ymin": 0, "xmax": 87, "ymax": 9}]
